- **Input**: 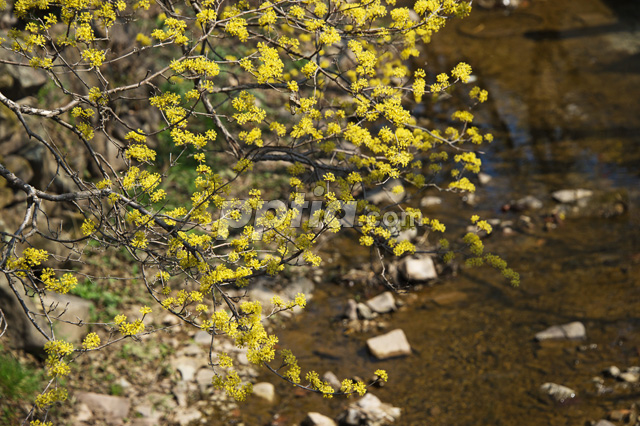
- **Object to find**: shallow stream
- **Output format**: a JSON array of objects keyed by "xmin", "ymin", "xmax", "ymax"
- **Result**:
[{"xmin": 240, "ymin": 0, "xmax": 640, "ymax": 424}]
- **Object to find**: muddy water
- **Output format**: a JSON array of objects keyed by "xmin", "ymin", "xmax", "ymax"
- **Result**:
[{"xmin": 240, "ymin": 0, "xmax": 640, "ymax": 424}]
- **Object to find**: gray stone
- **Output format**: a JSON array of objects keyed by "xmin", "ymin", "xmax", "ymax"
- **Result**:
[
  {"xmin": 344, "ymin": 299, "xmax": 358, "ymax": 321},
  {"xmin": 301, "ymin": 412, "xmax": 337, "ymax": 426},
  {"xmin": 40, "ymin": 292, "xmax": 93, "ymax": 343},
  {"xmin": 552, "ymin": 189, "xmax": 593, "ymax": 204},
  {"xmin": 539, "ymin": 382, "xmax": 576, "ymax": 403},
  {"xmin": 420, "ymin": 196, "xmax": 442, "ymax": 207},
  {"xmin": 338, "ymin": 393, "xmax": 401, "ymax": 426},
  {"xmin": 0, "ymin": 275, "xmax": 94, "ymax": 353},
  {"xmin": 246, "ymin": 282, "xmax": 279, "ymax": 311},
  {"xmin": 514, "ymin": 195, "xmax": 543, "ymax": 210},
  {"xmin": 322, "ymin": 371, "xmax": 342, "ymax": 391},
  {"xmin": 75, "ymin": 392, "xmax": 131, "ymax": 425},
  {"xmin": 595, "ymin": 420, "xmax": 615, "ymax": 426},
  {"xmin": 367, "ymin": 329, "xmax": 412, "ymax": 360},
  {"xmin": 193, "ymin": 330, "xmax": 212, "ymax": 346},
  {"xmin": 195, "ymin": 368, "xmax": 215, "ymax": 393},
  {"xmin": 357, "ymin": 302, "xmax": 375, "ymax": 320},
  {"xmin": 399, "ymin": 255, "xmax": 437, "ymax": 282},
  {"xmin": 173, "ymin": 407, "xmax": 202, "ymax": 426},
  {"xmin": 365, "ymin": 292, "xmax": 396, "ymax": 314},
  {"xmin": 284, "ymin": 277, "xmax": 315, "ymax": 301},
  {"xmin": 535, "ymin": 321, "xmax": 586, "ymax": 341},
  {"xmin": 170, "ymin": 356, "xmax": 200, "ymax": 382},
  {"xmin": 253, "ymin": 382, "xmax": 276, "ymax": 403}
]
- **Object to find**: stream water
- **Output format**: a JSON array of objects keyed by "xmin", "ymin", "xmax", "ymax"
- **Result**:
[{"xmin": 239, "ymin": 0, "xmax": 640, "ymax": 424}]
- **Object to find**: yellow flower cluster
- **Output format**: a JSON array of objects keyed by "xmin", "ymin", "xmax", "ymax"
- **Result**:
[
  {"xmin": 82, "ymin": 332, "xmax": 101, "ymax": 350},
  {"xmin": 41, "ymin": 268, "xmax": 78, "ymax": 294}
]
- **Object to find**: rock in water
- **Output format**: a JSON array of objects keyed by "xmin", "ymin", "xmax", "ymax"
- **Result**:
[
  {"xmin": 535, "ymin": 321, "xmax": 586, "ymax": 341},
  {"xmin": 367, "ymin": 329, "xmax": 411, "ymax": 360},
  {"xmin": 399, "ymin": 255, "xmax": 437, "ymax": 282},
  {"xmin": 337, "ymin": 393, "xmax": 401, "ymax": 426},
  {"xmin": 552, "ymin": 189, "xmax": 593, "ymax": 204},
  {"xmin": 366, "ymin": 292, "xmax": 396, "ymax": 314},
  {"xmin": 539, "ymin": 383, "xmax": 576, "ymax": 403},
  {"xmin": 253, "ymin": 382, "xmax": 276, "ymax": 403},
  {"xmin": 301, "ymin": 412, "xmax": 337, "ymax": 426}
]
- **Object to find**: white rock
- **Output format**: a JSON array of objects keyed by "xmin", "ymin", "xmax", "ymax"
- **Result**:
[
  {"xmin": 478, "ymin": 172, "xmax": 492, "ymax": 185},
  {"xmin": 594, "ymin": 421, "xmax": 615, "ymax": 426},
  {"xmin": 357, "ymin": 302, "xmax": 375, "ymax": 320},
  {"xmin": 322, "ymin": 371, "xmax": 342, "ymax": 391},
  {"xmin": 301, "ymin": 412, "xmax": 337, "ymax": 426},
  {"xmin": 539, "ymin": 382, "xmax": 576, "ymax": 403},
  {"xmin": 535, "ymin": 321, "xmax": 586, "ymax": 341},
  {"xmin": 552, "ymin": 189, "xmax": 593, "ymax": 204},
  {"xmin": 618, "ymin": 371, "xmax": 639, "ymax": 383},
  {"xmin": 253, "ymin": 382, "xmax": 276, "ymax": 403},
  {"xmin": 399, "ymin": 255, "xmax": 437, "ymax": 282},
  {"xmin": 338, "ymin": 393, "xmax": 401, "ymax": 426},
  {"xmin": 603, "ymin": 365, "xmax": 621, "ymax": 378},
  {"xmin": 365, "ymin": 292, "xmax": 396, "ymax": 314},
  {"xmin": 367, "ymin": 329, "xmax": 412, "ymax": 360},
  {"xmin": 420, "ymin": 196, "xmax": 442, "ymax": 207}
]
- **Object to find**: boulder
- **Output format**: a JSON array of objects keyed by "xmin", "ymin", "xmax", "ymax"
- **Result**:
[
  {"xmin": 539, "ymin": 383, "xmax": 576, "ymax": 403},
  {"xmin": 399, "ymin": 255, "xmax": 437, "ymax": 282},
  {"xmin": 0, "ymin": 275, "xmax": 93, "ymax": 354},
  {"xmin": 365, "ymin": 292, "xmax": 396, "ymax": 314},
  {"xmin": 367, "ymin": 329, "xmax": 411, "ymax": 360},
  {"xmin": 535, "ymin": 321, "xmax": 586, "ymax": 341}
]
